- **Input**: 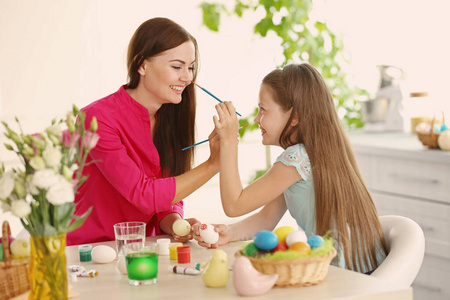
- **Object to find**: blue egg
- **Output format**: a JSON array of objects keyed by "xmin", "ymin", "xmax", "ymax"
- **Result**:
[
  {"xmin": 440, "ymin": 124, "xmax": 449, "ymax": 132},
  {"xmin": 254, "ymin": 230, "xmax": 279, "ymax": 251},
  {"xmin": 307, "ymin": 235, "xmax": 325, "ymax": 249}
]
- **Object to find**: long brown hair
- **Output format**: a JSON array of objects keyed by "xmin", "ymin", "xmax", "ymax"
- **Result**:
[
  {"xmin": 127, "ymin": 18, "xmax": 198, "ymax": 176},
  {"xmin": 262, "ymin": 63, "xmax": 387, "ymax": 272}
]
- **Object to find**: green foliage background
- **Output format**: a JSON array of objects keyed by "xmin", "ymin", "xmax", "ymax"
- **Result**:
[
  {"xmin": 200, "ymin": 0, "xmax": 368, "ymax": 134},
  {"xmin": 200, "ymin": 0, "xmax": 369, "ymax": 180}
]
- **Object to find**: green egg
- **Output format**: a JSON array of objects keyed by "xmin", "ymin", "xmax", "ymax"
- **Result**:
[{"xmin": 242, "ymin": 243, "xmax": 258, "ymax": 257}]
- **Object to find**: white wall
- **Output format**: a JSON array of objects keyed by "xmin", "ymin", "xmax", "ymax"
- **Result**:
[{"xmin": 1, "ymin": 0, "xmax": 449, "ymax": 236}]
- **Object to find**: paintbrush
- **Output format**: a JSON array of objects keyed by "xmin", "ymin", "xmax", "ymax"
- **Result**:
[
  {"xmin": 191, "ymin": 81, "xmax": 242, "ymax": 117},
  {"xmin": 182, "ymin": 125, "xmax": 248, "ymax": 151}
]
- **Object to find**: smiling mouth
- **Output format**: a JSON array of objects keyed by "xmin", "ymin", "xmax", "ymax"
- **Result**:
[{"xmin": 170, "ymin": 85, "xmax": 184, "ymax": 92}]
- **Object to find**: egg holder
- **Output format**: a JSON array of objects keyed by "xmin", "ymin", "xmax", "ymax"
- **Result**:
[
  {"xmin": 417, "ymin": 112, "xmax": 445, "ymax": 149},
  {"xmin": 235, "ymin": 247, "xmax": 337, "ymax": 287},
  {"xmin": 0, "ymin": 221, "xmax": 31, "ymax": 299}
]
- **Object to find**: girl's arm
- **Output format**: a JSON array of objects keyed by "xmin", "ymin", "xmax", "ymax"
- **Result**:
[
  {"xmin": 214, "ymin": 102, "xmax": 301, "ymax": 217},
  {"xmin": 194, "ymin": 194, "xmax": 288, "ymax": 248}
]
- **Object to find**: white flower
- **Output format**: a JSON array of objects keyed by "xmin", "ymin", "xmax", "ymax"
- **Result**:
[
  {"xmin": 46, "ymin": 175, "xmax": 74, "ymax": 205},
  {"xmin": 0, "ymin": 170, "xmax": 15, "ymax": 199},
  {"xmin": 30, "ymin": 169, "xmax": 59, "ymax": 191},
  {"xmin": 29, "ymin": 156, "xmax": 46, "ymax": 170},
  {"xmin": 11, "ymin": 199, "xmax": 31, "ymax": 218},
  {"xmin": 42, "ymin": 145, "xmax": 62, "ymax": 168},
  {"xmin": 46, "ymin": 123, "xmax": 63, "ymax": 138}
]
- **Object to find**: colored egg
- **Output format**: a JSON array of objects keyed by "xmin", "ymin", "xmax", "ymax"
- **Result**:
[
  {"xmin": 273, "ymin": 226, "xmax": 295, "ymax": 244},
  {"xmin": 242, "ymin": 243, "xmax": 258, "ymax": 257},
  {"xmin": 441, "ymin": 124, "xmax": 449, "ymax": 132},
  {"xmin": 289, "ymin": 242, "xmax": 311, "ymax": 255},
  {"xmin": 307, "ymin": 235, "xmax": 325, "ymax": 249},
  {"xmin": 172, "ymin": 219, "xmax": 191, "ymax": 237},
  {"xmin": 285, "ymin": 229, "xmax": 307, "ymax": 246},
  {"xmin": 254, "ymin": 230, "xmax": 278, "ymax": 251},
  {"xmin": 272, "ymin": 242, "xmax": 288, "ymax": 252},
  {"xmin": 200, "ymin": 224, "xmax": 219, "ymax": 244}
]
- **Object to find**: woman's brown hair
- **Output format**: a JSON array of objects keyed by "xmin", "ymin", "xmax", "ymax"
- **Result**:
[
  {"xmin": 127, "ymin": 18, "xmax": 198, "ymax": 176},
  {"xmin": 262, "ymin": 63, "xmax": 387, "ymax": 272}
]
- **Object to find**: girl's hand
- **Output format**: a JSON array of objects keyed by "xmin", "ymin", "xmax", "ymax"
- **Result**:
[
  {"xmin": 213, "ymin": 102, "xmax": 239, "ymax": 143},
  {"xmin": 172, "ymin": 218, "xmax": 201, "ymax": 243},
  {"xmin": 192, "ymin": 223, "xmax": 232, "ymax": 248},
  {"xmin": 207, "ymin": 129, "xmax": 220, "ymax": 173}
]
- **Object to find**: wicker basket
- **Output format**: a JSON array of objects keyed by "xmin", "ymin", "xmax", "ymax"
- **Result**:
[
  {"xmin": 236, "ymin": 248, "xmax": 337, "ymax": 287},
  {"xmin": 417, "ymin": 112, "xmax": 445, "ymax": 149},
  {"xmin": 0, "ymin": 221, "xmax": 30, "ymax": 300}
]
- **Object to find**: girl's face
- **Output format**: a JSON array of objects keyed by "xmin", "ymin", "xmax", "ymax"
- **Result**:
[
  {"xmin": 254, "ymin": 84, "xmax": 292, "ymax": 146},
  {"xmin": 138, "ymin": 41, "xmax": 195, "ymax": 106}
]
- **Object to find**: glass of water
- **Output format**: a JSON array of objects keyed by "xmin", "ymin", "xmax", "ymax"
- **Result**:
[
  {"xmin": 113, "ymin": 222, "xmax": 146, "ymax": 257},
  {"xmin": 125, "ymin": 243, "xmax": 158, "ymax": 286}
]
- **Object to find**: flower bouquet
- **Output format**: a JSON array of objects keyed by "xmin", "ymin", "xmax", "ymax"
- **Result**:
[{"xmin": 0, "ymin": 105, "xmax": 99, "ymax": 300}]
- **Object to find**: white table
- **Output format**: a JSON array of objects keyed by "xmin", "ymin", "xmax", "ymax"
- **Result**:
[{"xmin": 57, "ymin": 236, "xmax": 412, "ymax": 300}]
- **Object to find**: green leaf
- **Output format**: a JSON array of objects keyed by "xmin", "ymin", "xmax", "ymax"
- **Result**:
[
  {"xmin": 200, "ymin": 3, "xmax": 222, "ymax": 32},
  {"xmin": 255, "ymin": 17, "xmax": 274, "ymax": 37},
  {"xmin": 65, "ymin": 207, "xmax": 92, "ymax": 233},
  {"xmin": 54, "ymin": 203, "xmax": 75, "ymax": 232},
  {"xmin": 43, "ymin": 223, "xmax": 57, "ymax": 236}
]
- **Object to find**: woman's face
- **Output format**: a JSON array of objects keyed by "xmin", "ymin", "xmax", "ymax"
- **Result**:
[
  {"xmin": 254, "ymin": 84, "xmax": 292, "ymax": 146},
  {"xmin": 138, "ymin": 41, "xmax": 195, "ymax": 106}
]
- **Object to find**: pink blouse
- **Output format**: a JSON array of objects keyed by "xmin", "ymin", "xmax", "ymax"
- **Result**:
[{"xmin": 67, "ymin": 86, "xmax": 182, "ymax": 246}]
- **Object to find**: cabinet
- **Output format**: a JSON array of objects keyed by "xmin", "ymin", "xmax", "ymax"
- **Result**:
[{"xmin": 348, "ymin": 131, "xmax": 450, "ymax": 300}]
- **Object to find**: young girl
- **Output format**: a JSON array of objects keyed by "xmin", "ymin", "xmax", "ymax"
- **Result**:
[{"xmin": 195, "ymin": 63, "xmax": 387, "ymax": 273}]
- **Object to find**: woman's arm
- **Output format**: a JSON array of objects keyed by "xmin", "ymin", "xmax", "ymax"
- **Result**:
[
  {"xmin": 173, "ymin": 129, "xmax": 219, "ymax": 203},
  {"xmin": 213, "ymin": 102, "xmax": 301, "ymax": 217},
  {"xmin": 85, "ymin": 109, "xmax": 219, "ymax": 215},
  {"xmin": 159, "ymin": 213, "xmax": 201, "ymax": 243}
]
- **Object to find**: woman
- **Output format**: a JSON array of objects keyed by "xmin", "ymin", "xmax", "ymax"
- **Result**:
[{"xmin": 67, "ymin": 18, "xmax": 219, "ymax": 245}]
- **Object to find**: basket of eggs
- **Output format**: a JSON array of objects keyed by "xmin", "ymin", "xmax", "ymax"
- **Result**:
[
  {"xmin": 416, "ymin": 112, "xmax": 449, "ymax": 150},
  {"xmin": 0, "ymin": 221, "xmax": 31, "ymax": 299},
  {"xmin": 236, "ymin": 226, "xmax": 337, "ymax": 287}
]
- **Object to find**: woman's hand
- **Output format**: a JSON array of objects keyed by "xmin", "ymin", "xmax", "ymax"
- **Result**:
[
  {"xmin": 192, "ymin": 223, "xmax": 232, "ymax": 248},
  {"xmin": 213, "ymin": 102, "xmax": 239, "ymax": 144},
  {"xmin": 171, "ymin": 218, "xmax": 201, "ymax": 243}
]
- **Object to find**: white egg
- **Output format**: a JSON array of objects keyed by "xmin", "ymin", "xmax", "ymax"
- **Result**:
[
  {"xmin": 91, "ymin": 245, "xmax": 117, "ymax": 264},
  {"xmin": 116, "ymin": 256, "xmax": 127, "ymax": 274},
  {"xmin": 199, "ymin": 224, "xmax": 219, "ymax": 244},
  {"xmin": 285, "ymin": 229, "xmax": 307, "ymax": 247},
  {"xmin": 172, "ymin": 219, "xmax": 191, "ymax": 236},
  {"xmin": 438, "ymin": 130, "xmax": 450, "ymax": 151}
]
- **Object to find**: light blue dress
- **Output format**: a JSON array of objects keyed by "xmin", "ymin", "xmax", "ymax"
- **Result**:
[{"xmin": 274, "ymin": 143, "xmax": 385, "ymax": 272}]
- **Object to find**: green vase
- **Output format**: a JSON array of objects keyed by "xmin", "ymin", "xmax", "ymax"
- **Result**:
[{"xmin": 29, "ymin": 234, "xmax": 68, "ymax": 300}]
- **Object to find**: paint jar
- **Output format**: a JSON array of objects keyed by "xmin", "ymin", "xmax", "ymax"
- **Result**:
[
  {"xmin": 78, "ymin": 244, "xmax": 92, "ymax": 262},
  {"xmin": 169, "ymin": 243, "xmax": 183, "ymax": 260},
  {"xmin": 177, "ymin": 246, "xmax": 191, "ymax": 264},
  {"xmin": 156, "ymin": 238, "xmax": 170, "ymax": 256}
]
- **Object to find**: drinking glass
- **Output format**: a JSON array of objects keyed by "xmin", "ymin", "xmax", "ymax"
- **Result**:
[
  {"xmin": 125, "ymin": 244, "xmax": 158, "ymax": 286},
  {"xmin": 113, "ymin": 222, "xmax": 146, "ymax": 257}
]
